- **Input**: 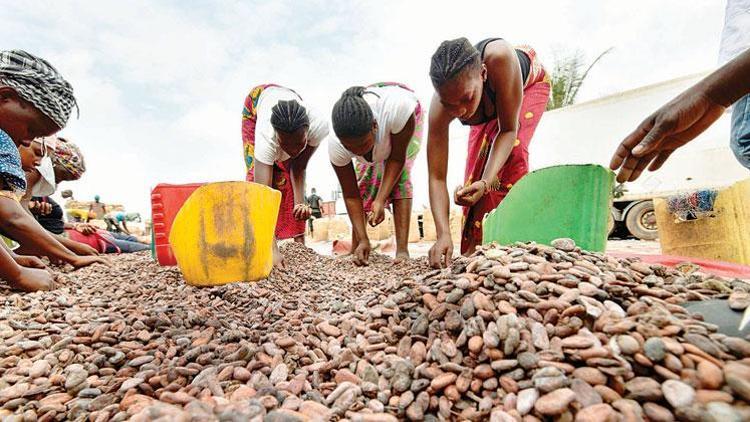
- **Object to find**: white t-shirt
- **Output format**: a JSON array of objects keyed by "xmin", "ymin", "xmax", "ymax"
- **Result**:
[
  {"xmin": 328, "ymin": 85, "xmax": 418, "ymax": 167},
  {"xmin": 719, "ymin": 0, "xmax": 750, "ymax": 64},
  {"xmin": 254, "ymin": 86, "xmax": 329, "ymax": 165}
]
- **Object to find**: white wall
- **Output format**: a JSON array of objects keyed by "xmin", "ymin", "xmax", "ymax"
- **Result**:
[{"xmin": 530, "ymin": 73, "xmax": 748, "ymax": 197}]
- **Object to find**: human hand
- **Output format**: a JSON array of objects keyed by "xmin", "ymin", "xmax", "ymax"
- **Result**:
[
  {"xmin": 67, "ymin": 241, "xmax": 99, "ymax": 256},
  {"xmin": 610, "ymin": 89, "xmax": 725, "ymax": 183},
  {"xmin": 13, "ymin": 254, "xmax": 47, "ymax": 269},
  {"xmin": 429, "ymin": 235, "xmax": 454, "ymax": 269},
  {"xmin": 367, "ymin": 200, "xmax": 386, "ymax": 227},
  {"xmin": 29, "ymin": 201, "xmax": 52, "ymax": 216},
  {"xmin": 352, "ymin": 238, "xmax": 371, "ymax": 266},
  {"xmin": 69, "ymin": 255, "xmax": 110, "ymax": 269},
  {"xmin": 75, "ymin": 223, "xmax": 97, "ymax": 235},
  {"xmin": 454, "ymin": 181, "xmax": 488, "ymax": 207},
  {"xmin": 11, "ymin": 267, "xmax": 55, "ymax": 292},
  {"xmin": 293, "ymin": 204, "xmax": 312, "ymax": 221}
]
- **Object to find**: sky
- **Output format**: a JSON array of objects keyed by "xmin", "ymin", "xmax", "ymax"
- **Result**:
[{"xmin": 2, "ymin": 0, "xmax": 728, "ymax": 216}]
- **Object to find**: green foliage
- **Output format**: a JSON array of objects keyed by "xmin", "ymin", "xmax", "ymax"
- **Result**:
[{"xmin": 547, "ymin": 47, "xmax": 613, "ymax": 110}]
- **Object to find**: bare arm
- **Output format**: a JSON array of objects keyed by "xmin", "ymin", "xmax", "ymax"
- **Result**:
[
  {"xmin": 289, "ymin": 144, "xmax": 319, "ymax": 206},
  {"xmin": 375, "ymin": 114, "xmax": 414, "ymax": 205},
  {"xmin": 611, "ymin": 48, "xmax": 750, "ymax": 182},
  {"xmin": 455, "ymin": 43, "xmax": 524, "ymax": 207},
  {"xmin": 20, "ymin": 170, "xmax": 41, "ymax": 209},
  {"xmin": 333, "ymin": 162, "xmax": 369, "ymax": 245},
  {"xmin": 427, "ymin": 95, "xmax": 453, "ymax": 238},
  {"xmin": 0, "ymin": 197, "xmax": 105, "ymax": 268},
  {"xmin": 427, "ymin": 95, "xmax": 456, "ymax": 268},
  {"xmin": 253, "ymin": 160, "xmax": 285, "ymax": 267},
  {"xmin": 254, "ymin": 161, "xmax": 274, "ymax": 187},
  {"xmin": 369, "ymin": 114, "xmax": 416, "ymax": 226},
  {"xmin": 702, "ymin": 48, "xmax": 750, "ymax": 107},
  {"xmin": 479, "ymin": 43, "xmax": 523, "ymax": 185}
]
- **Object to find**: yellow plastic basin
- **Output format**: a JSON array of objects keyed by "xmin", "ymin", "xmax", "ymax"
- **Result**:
[{"xmin": 169, "ymin": 181, "xmax": 281, "ymax": 286}]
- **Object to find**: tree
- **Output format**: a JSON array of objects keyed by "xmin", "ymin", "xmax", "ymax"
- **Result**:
[{"xmin": 547, "ymin": 47, "xmax": 613, "ymax": 111}]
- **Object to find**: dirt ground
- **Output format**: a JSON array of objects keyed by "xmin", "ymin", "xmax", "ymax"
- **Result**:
[{"xmin": 305, "ymin": 238, "xmax": 662, "ymax": 258}]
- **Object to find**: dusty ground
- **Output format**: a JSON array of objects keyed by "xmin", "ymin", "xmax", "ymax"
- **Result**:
[
  {"xmin": 306, "ymin": 239, "xmax": 662, "ymax": 259},
  {"xmin": 1, "ymin": 242, "xmax": 748, "ymax": 421}
]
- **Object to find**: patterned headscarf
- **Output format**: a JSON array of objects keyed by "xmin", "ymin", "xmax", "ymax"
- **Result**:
[
  {"xmin": 51, "ymin": 137, "xmax": 85, "ymax": 180},
  {"xmin": 0, "ymin": 129, "xmax": 26, "ymax": 193},
  {"xmin": 0, "ymin": 50, "xmax": 78, "ymax": 129}
]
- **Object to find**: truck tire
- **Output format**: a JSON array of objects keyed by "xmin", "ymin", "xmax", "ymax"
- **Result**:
[
  {"xmin": 607, "ymin": 211, "xmax": 615, "ymax": 236},
  {"xmin": 625, "ymin": 201, "xmax": 658, "ymax": 241}
]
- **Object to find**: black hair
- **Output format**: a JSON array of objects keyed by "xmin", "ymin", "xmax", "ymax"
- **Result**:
[
  {"xmin": 331, "ymin": 86, "xmax": 376, "ymax": 139},
  {"xmin": 429, "ymin": 37, "xmax": 481, "ymax": 88},
  {"xmin": 270, "ymin": 99, "xmax": 309, "ymax": 133}
]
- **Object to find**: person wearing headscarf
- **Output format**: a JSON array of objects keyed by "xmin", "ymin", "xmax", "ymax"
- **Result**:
[
  {"xmin": 17, "ymin": 136, "xmax": 101, "ymax": 257},
  {"xmin": 0, "ymin": 50, "xmax": 107, "ymax": 291},
  {"xmin": 241, "ymin": 84, "xmax": 328, "ymax": 268}
]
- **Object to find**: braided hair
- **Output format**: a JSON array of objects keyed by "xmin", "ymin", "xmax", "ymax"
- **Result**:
[
  {"xmin": 270, "ymin": 99, "xmax": 309, "ymax": 133},
  {"xmin": 331, "ymin": 86, "xmax": 376, "ymax": 139},
  {"xmin": 429, "ymin": 38, "xmax": 481, "ymax": 88}
]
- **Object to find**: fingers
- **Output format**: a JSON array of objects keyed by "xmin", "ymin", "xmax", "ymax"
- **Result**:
[
  {"xmin": 428, "ymin": 247, "xmax": 439, "ymax": 268},
  {"xmin": 615, "ymin": 151, "xmax": 642, "ymax": 183},
  {"xmin": 611, "ymin": 115, "xmax": 655, "ymax": 169},
  {"xmin": 632, "ymin": 123, "xmax": 669, "ymax": 157},
  {"xmin": 648, "ymin": 149, "xmax": 674, "ymax": 172},
  {"xmin": 626, "ymin": 151, "xmax": 658, "ymax": 182},
  {"xmin": 444, "ymin": 246, "xmax": 452, "ymax": 269}
]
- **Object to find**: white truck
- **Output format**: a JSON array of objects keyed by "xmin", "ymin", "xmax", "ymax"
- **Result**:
[{"xmin": 530, "ymin": 73, "xmax": 748, "ymax": 240}]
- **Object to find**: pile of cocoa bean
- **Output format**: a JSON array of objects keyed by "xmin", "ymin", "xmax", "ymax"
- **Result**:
[{"xmin": 0, "ymin": 239, "xmax": 749, "ymax": 422}]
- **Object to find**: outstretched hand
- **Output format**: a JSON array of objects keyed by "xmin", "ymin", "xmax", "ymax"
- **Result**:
[{"xmin": 610, "ymin": 89, "xmax": 725, "ymax": 183}]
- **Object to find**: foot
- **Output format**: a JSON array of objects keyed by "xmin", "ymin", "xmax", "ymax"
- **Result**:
[
  {"xmin": 9, "ymin": 267, "xmax": 56, "ymax": 292},
  {"xmin": 394, "ymin": 250, "xmax": 410, "ymax": 264},
  {"xmin": 379, "ymin": 237, "xmax": 397, "ymax": 254}
]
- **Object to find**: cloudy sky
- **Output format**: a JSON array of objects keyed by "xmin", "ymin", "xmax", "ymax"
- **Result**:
[{"xmin": 2, "ymin": 0, "xmax": 728, "ymax": 215}]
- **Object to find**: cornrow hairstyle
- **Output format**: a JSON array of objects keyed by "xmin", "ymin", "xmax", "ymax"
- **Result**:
[
  {"xmin": 429, "ymin": 37, "xmax": 481, "ymax": 88},
  {"xmin": 270, "ymin": 99, "xmax": 309, "ymax": 133},
  {"xmin": 331, "ymin": 86, "xmax": 378, "ymax": 139}
]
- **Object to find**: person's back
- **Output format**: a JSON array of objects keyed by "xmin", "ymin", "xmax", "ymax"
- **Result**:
[{"xmin": 307, "ymin": 193, "xmax": 322, "ymax": 212}]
